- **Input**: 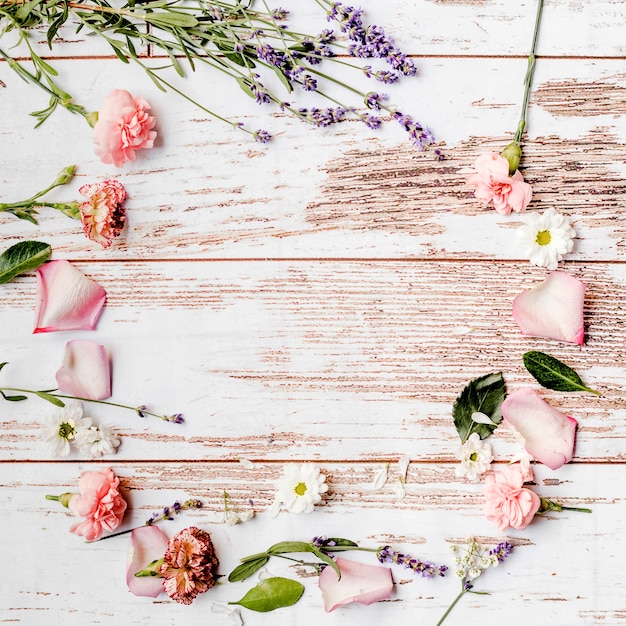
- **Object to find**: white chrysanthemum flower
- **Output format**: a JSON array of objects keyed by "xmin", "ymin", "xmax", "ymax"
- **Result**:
[
  {"xmin": 43, "ymin": 401, "xmax": 91, "ymax": 457},
  {"xmin": 454, "ymin": 432, "xmax": 494, "ymax": 482},
  {"xmin": 76, "ymin": 424, "xmax": 120, "ymax": 457},
  {"xmin": 517, "ymin": 207, "xmax": 576, "ymax": 270},
  {"xmin": 269, "ymin": 463, "xmax": 328, "ymax": 517}
]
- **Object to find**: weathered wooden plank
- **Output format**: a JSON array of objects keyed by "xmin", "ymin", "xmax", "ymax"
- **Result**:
[
  {"xmin": 2, "ymin": 0, "xmax": 626, "ymax": 59},
  {"xmin": 2, "ymin": 58, "xmax": 626, "ymax": 260},
  {"xmin": 1, "ymin": 260, "xmax": 623, "ymax": 461},
  {"xmin": 1, "ymin": 461, "xmax": 623, "ymax": 625}
]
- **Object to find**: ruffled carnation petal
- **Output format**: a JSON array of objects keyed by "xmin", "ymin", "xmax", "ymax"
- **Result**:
[
  {"xmin": 56, "ymin": 340, "xmax": 111, "ymax": 400},
  {"xmin": 127, "ymin": 526, "xmax": 169, "ymax": 598},
  {"xmin": 318, "ymin": 557, "xmax": 393, "ymax": 612},
  {"xmin": 34, "ymin": 260, "xmax": 106, "ymax": 333},
  {"xmin": 512, "ymin": 271, "xmax": 585, "ymax": 345},
  {"xmin": 502, "ymin": 388, "xmax": 577, "ymax": 470}
]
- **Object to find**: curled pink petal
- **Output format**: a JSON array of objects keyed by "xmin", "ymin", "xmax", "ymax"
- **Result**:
[
  {"xmin": 512, "ymin": 271, "xmax": 585, "ymax": 345},
  {"xmin": 318, "ymin": 557, "xmax": 393, "ymax": 612},
  {"xmin": 502, "ymin": 388, "xmax": 578, "ymax": 470},
  {"xmin": 127, "ymin": 526, "xmax": 169, "ymax": 598},
  {"xmin": 34, "ymin": 260, "xmax": 106, "ymax": 333},
  {"xmin": 56, "ymin": 340, "xmax": 111, "ymax": 400}
]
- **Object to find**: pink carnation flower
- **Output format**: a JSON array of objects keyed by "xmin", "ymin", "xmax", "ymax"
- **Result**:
[
  {"xmin": 68, "ymin": 468, "xmax": 127, "ymax": 541},
  {"xmin": 78, "ymin": 180, "xmax": 127, "ymax": 248},
  {"xmin": 483, "ymin": 464, "xmax": 540, "ymax": 532},
  {"xmin": 467, "ymin": 152, "xmax": 532, "ymax": 215},
  {"xmin": 93, "ymin": 89, "xmax": 157, "ymax": 167},
  {"xmin": 159, "ymin": 526, "xmax": 220, "ymax": 605}
]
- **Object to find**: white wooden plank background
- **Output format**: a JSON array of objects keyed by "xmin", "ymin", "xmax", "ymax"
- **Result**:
[{"xmin": 1, "ymin": 0, "xmax": 626, "ymax": 624}]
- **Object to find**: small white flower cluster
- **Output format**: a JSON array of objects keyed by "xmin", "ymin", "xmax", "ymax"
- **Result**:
[
  {"xmin": 223, "ymin": 491, "xmax": 255, "ymax": 526},
  {"xmin": 451, "ymin": 537, "xmax": 512, "ymax": 584},
  {"xmin": 43, "ymin": 401, "xmax": 120, "ymax": 458},
  {"xmin": 454, "ymin": 432, "xmax": 494, "ymax": 482}
]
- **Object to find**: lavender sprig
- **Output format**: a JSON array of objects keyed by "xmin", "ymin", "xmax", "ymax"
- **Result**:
[
  {"xmin": 436, "ymin": 538, "xmax": 514, "ymax": 626},
  {"xmin": 377, "ymin": 545, "xmax": 448, "ymax": 578}
]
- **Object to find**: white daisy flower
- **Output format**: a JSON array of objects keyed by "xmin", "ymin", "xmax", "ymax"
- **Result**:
[
  {"xmin": 517, "ymin": 207, "xmax": 576, "ymax": 270},
  {"xmin": 454, "ymin": 432, "xmax": 494, "ymax": 482},
  {"xmin": 269, "ymin": 463, "xmax": 328, "ymax": 517},
  {"xmin": 76, "ymin": 424, "xmax": 120, "ymax": 458},
  {"xmin": 43, "ymin": 401, "xmax": 91, "ymax": 457}
]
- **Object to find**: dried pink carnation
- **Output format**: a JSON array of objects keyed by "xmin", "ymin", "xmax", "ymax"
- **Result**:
[
  {"xmin": 78, "ymin": 180, "xmax": 127, "ymax": 248},
  {"xmin": 159, "ymin": 526, "xmax": 219, "ymax": 605},
  {"xmin": 93, "ymin": 89, "xmax": 157, "ymax": 167},
  {"xmin": 68, "ymin": 468, "xmax": 127, "ymax": 541},
  {"xmin": 467, "ymin": 152, "xmax": 532, "ymax": 215}
]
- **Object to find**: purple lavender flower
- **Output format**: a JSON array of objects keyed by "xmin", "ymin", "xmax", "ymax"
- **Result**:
[
  {"xmin": 301, "ymin": 74, "xmax": 318, "ymax": 91},
  {"xmin": 393, "ymin": 111, "xmax": 435, "ymax": 151},
  {"xmin": 251, "ymin": 81, "xmax": 271, "ymax": 105},
  {"xmin": 377, "ymin": 545, "xmax": 447, "ymax": 578},
  {"xmin": 362, "ymin": 113, "xmax": 381, "ymax": 129},
  {"xmin": 489, "ymin": 541, "xmax": 514, "ymax": 563},
  {"xmin": 364, "ymin": 91, "xmax": 387, "ymax": 110},
  {"xmin": 312, "ymin": 536, "xmax": 337, "ymax": 548},
  {"xmin": 254, "ymin": 129, "xmax": 272, "ymax": 143},
  {"xmin": 299, "ymin": 106, "xmax": 347, "ymax": 127},
  {"xmin": 271, "ymin": 8, "xmax": 289, "ymax": 21}
]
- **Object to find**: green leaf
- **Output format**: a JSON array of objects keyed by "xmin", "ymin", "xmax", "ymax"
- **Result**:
[
  {"xmin": 34, "ymin": 391, "xmax": 65, "ymax": 407},
  {"xmin": 229, "ymin": 577, "xmax": 304, "ymax": 613},
  {"xmin": 0, "ymin": 362, "xmax": 8, "ymax": 372},
  {"xmin": 266, "ymin": 541, "xmax": 314, "ymax": 555},
  {"xmin": 324, "ymin": 538, "xmax": 359, "ymax": 548},
  {"xmin": 452, "ymin": 372, "xmax": 506, "ymax": 443},
  {"xmin": 272, "ymin": 65, "xmax": 292, "ymax": 93},
  {"xmin": 0, "ymin": 241, "xmax": 51, "ymax": 284},
  {"xmin": 523, "ymin": 351, "xmax": 601, "ymax": 396},
  {"xmin": 228, "ymin": 556, "xmax": 269, "ymax": 583},
  {"xmin": 311, "ymin": 547, "xmax": 341, "ymax": 579},
  {"xmin": 1, "ymin": 390, "xmax": 27, "ymax": 402},
  {"xmin": 144, "ymin": 12, "xmax": 199, "ymax": 28}
]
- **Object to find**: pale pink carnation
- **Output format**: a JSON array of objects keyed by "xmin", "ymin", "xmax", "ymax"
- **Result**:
[
  {"xmin": 68, "ymin": 468, "xmax": 127, "ymax": 541},
  {"xmin": 78, "ymin": 180, "xmax": 127, "ymax": 248},
  {"xmin": 467, "ymin": 152, "xmax": 532, "ymax": 215},
  {"xmin": 159, "ymin": 526, "xmax": 220, "ymax": 605},
  {"xmin": 483, "ymin": 464, "xmax": 540, "ymax": 532},
  {"xmin": 93, "ymin": 89, "xmax": 157, "ymax": 167}
]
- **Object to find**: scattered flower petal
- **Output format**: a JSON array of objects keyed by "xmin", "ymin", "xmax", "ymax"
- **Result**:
[
  {"xmin": 451, "ymin": 326, "xmax": 476, "ymax": 335},
  {"xmin": 93, "ymin": 89, "xmax": 157, "ymax": 167},
  {"xmin": 454, "ymin": 433, "xmax": 494, "ymax": 482},
  {"xmin": 34, "ymin": 260, "xmax": 106, "ymax": 333},
  {"xmin": 272, "ymin": 464, "xmax": 328, "ymax": 515},
  {"xmin": 398, "ymin": 455, "xmax": 410, "ymax": 481},
  {"xmin": 466, "ymin": 152, "xmax": 532, "ymax": 215},
  {"xmin": 517, "ymin": 207, "xmax": 576, "ymax": 270},
  {"xmin": 239, "ymin": 458, "xmax": 255, "ymax": 469},
  {"xmin": 502, "ymin": 388, "xmax": 577, "ymax": 470},
  {"xmin": 56, "ymin": 340, "xmax": 111, "ymax": 400},
  {"xmin": 512, "ymin": 271, "xmax": 585, "ymax": 345},
  {"xmin": 68, "ymin": 467, "xmax": 127, "ymax": 540},
  {"xmin": 127, "ymin": 525, "xmax": 169, "ymax": 598},
  {"xmin": 319, "ymin": 557, "xmax": 393, "ymax": 612},
  {"xmin": 371, "ymin": 464, "xmax": 389, "ymax": 490},
  {"xmin": 394, "ymin": 480, "xmax": 406, "ymax": 499},
  {"xmin": 471, "ymin": 411, "xmax": 495, "ymax": 425},
  {"xmin": 78, "ymin": 179, "xmax": 127, "ymax": 248},
  {"xmin": 43, "ymin": 401, "xmax": 92, "ymax": 457},
  {"xmin": 483, "ymin": 464, "xmax": 541, "ymax": 531},
  {"xmin": 211, "ymin": 603, "xmax": 244, "ymax": 626}
]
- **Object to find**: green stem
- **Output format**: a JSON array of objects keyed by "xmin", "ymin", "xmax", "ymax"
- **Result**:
[
  {"xmin": 513, "ymin": 0, "xmax": 544, "ymax": 144},
  {"xmin": 436, "ymin": 588, "xmax": 467, "ymax": 626},
  {"xmin": 0, "ymin": 387, "xmax": 182, "ymax": 423}
]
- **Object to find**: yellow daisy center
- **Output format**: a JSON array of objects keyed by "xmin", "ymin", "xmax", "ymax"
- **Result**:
[
  {"xmin": 58, "ymin": 421, "xmax": 75, "ymax": 440},
  {"xmin": 294, "ymin": 482, "xmax": 308, "ymax": 496},
  {"xmin": 536, "ymin": 230, "xmax": 551, "ymax": 246}
]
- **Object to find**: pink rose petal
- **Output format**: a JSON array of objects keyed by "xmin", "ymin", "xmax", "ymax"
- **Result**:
[
  {"xmin": 502, "ymin": 388, "xmax": 578, "ymax": 470},
  {"xmin": 318, "ymin": 557, "xmax": 393, "ymax": 612},
  {"xmin": 56, "ymin": 340, "xmax": 111, "ymax": 400},
  {"xmin": 34, "ymin": 260, "xmax": 106, "ymax": 333},
  {"xmin": 126, "ymin": 526, "xmax": 169, "ymax": 598},
  {"xmin": 512, "ymin": 271, "xmax": 585, "ymax": 345}
]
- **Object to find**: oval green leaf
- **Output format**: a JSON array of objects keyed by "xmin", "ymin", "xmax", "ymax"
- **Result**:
[
  {"xmin": 229, "ymin": 577, "xmax": 304, "ymax": 612},
  {"xmin": 523, "ymin": 351, "xmax": 600, "ymax": 396},
  {"xmin": 452, "ymin": 372, "xmax": 506, "ymax": 443},
  {"xmin": 34, "ymin": 391, "xmax": 65, "ymax": 407},
  {"xmin": 0, "ymin": 241, "xmax": 51, "ymax": 284},
  {"xmin": 267, "ymin": 541, "xmax": 314, "ymax": 555},
  {"xmin": 228, "ymin": 556, "xmax": 269, "ymax": 582}
]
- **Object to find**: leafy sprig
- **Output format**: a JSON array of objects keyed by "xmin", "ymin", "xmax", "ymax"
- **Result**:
[{"xmin": 522, "ymin": 351, "xmax": 601, "ymax": 396}]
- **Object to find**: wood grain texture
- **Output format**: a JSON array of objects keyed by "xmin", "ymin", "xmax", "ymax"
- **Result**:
[
  {"xmin": 1, "ymin": 260, "xmax": 623, "ymax": 461},
  {"xmin": 2, "ymin": 462, "xmax": 624, "ymax": 625}
]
